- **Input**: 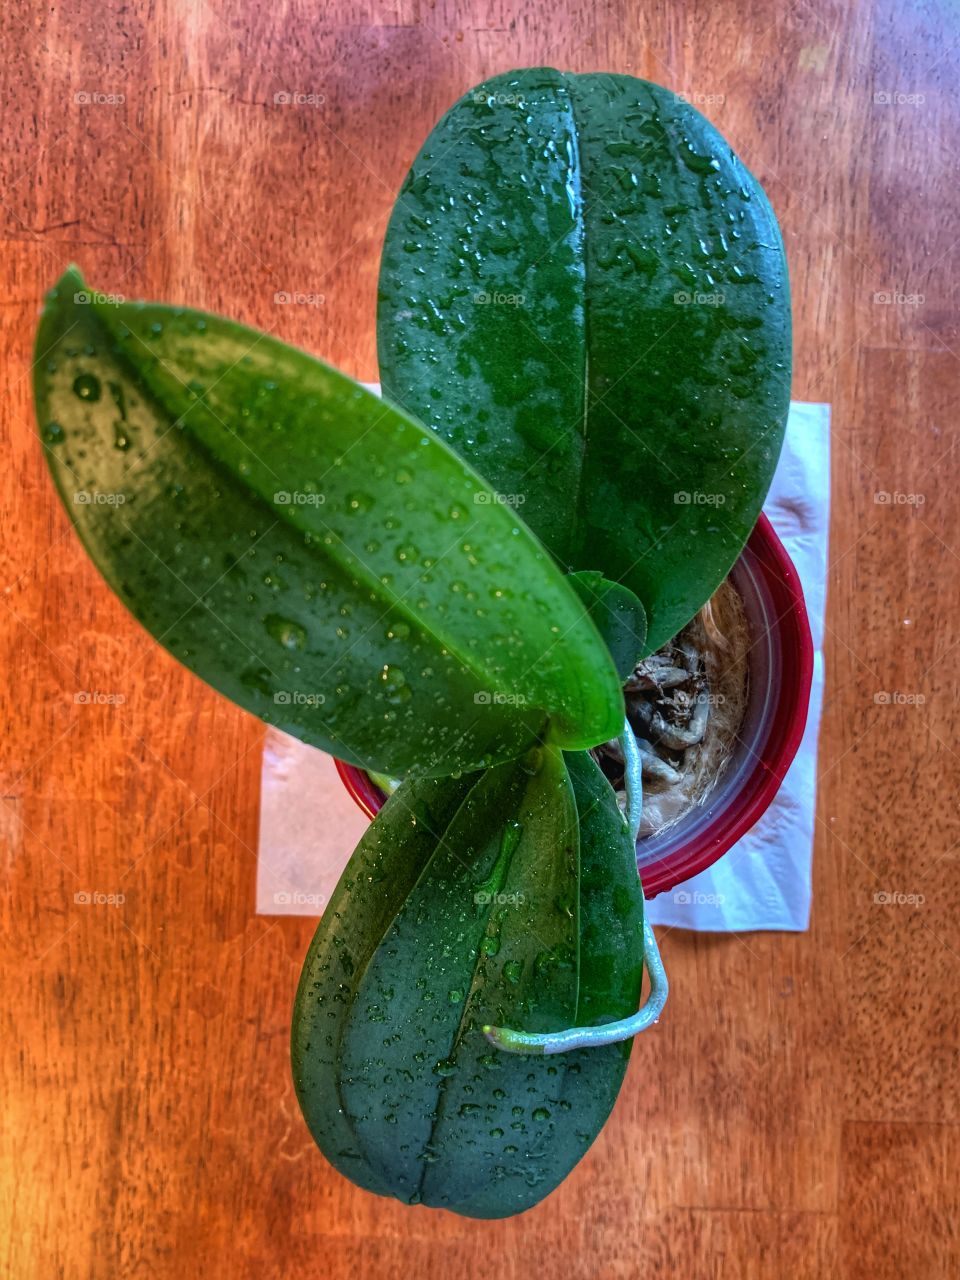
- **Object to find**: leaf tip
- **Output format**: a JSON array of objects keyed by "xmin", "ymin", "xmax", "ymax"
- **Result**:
[{"xmin": 48, "ymin": 263, "xmax": 87, "ymax": 302}]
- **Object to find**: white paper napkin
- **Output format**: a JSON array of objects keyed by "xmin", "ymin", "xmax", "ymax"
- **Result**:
[
  {"xmin": 256, "ymin": 400, "xmax": 829, "ymax": 932},
  {"xmin": 644, "ymin": 401, "xmax": 829, "ymax": 932}
]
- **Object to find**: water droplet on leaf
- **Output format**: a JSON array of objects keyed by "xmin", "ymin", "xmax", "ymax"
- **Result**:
[
  {"xmin": 265, "ymin": 614, "xmax": 307, "ymax": 650},
  {"xmin": 72, "ymin": 373, "xmax": 101, "ymax": 402}
]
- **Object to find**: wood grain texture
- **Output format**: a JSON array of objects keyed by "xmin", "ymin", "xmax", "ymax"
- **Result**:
[{"xmin": 2, "ymin": 0, "xmax": 958, "ymax": 1275}]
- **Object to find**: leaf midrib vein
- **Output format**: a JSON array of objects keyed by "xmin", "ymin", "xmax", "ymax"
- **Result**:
[{"xmin": 87, "ymin": 293, "xmax": 545, "ymax": 712}]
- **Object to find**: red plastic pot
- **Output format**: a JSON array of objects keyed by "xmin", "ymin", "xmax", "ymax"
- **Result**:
[{"xmin": 335, "ymin": 513, "xmax": 813, "ymax": 898}]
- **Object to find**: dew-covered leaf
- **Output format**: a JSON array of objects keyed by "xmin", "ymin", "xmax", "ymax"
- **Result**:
[
  {"xmin": 378, "ymin": 68, "xmax": 791, "ymax": 651},
  {"xmin": 292, "ymin": 746, "xmax": 644, "ymax": 1218},
  {"xmin": 34, "ymin": 268, "xmax": 625, "ymax": 776},
  {"xmin": 568, "ymin": 570, "xmax": 647, "ymax": 680}
]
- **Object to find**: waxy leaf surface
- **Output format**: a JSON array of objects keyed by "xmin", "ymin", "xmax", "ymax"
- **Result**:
[
  {"xmin": 35, "ymin": 269, "xmax": 625, "ymax": 776},
  {"xmin": 379, "ymin": 68, "xmax": 792, "ymax": 651},
  {"xmin": 292, "ymin": 747, "xmax": 645, "ymax": 1218},
  {"xmin": 568, "ymin": 570, "xmax": 647, "ymax": 680}
]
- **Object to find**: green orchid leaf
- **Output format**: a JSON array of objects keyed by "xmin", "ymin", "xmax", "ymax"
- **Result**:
[
  {"xmin": 568, "ymin": 570, "xmax": 646, "ymax": 681},
  {"xmin": 378, "ymin": 68, "xmax": 791, "ymax": 652},
  {"xmin": 564, "ymin": 749, "xmax": 645, "ymax": 1028},
  {"xmin": 291, "ymin": 745, "xmax": 645, "ymax": 1219},
  {"xmin": 34, "ymin": 268, "xmax": 625, "ymax": 777}
]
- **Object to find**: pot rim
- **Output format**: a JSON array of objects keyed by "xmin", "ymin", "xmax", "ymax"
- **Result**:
[{"xmin": 334, "ymin": 512, "xmax": 814, "ymax": 898}]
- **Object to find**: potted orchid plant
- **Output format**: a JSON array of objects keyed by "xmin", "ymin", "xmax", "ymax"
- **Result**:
[{"xmin": 34, "ymin": 69, "xmax": 792, "ymax": 1218}]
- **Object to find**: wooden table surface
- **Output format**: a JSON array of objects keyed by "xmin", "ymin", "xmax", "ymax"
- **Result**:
[{"xmin": 2, "ymin": 1, "xmax": 958, "ymax": 1276}]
